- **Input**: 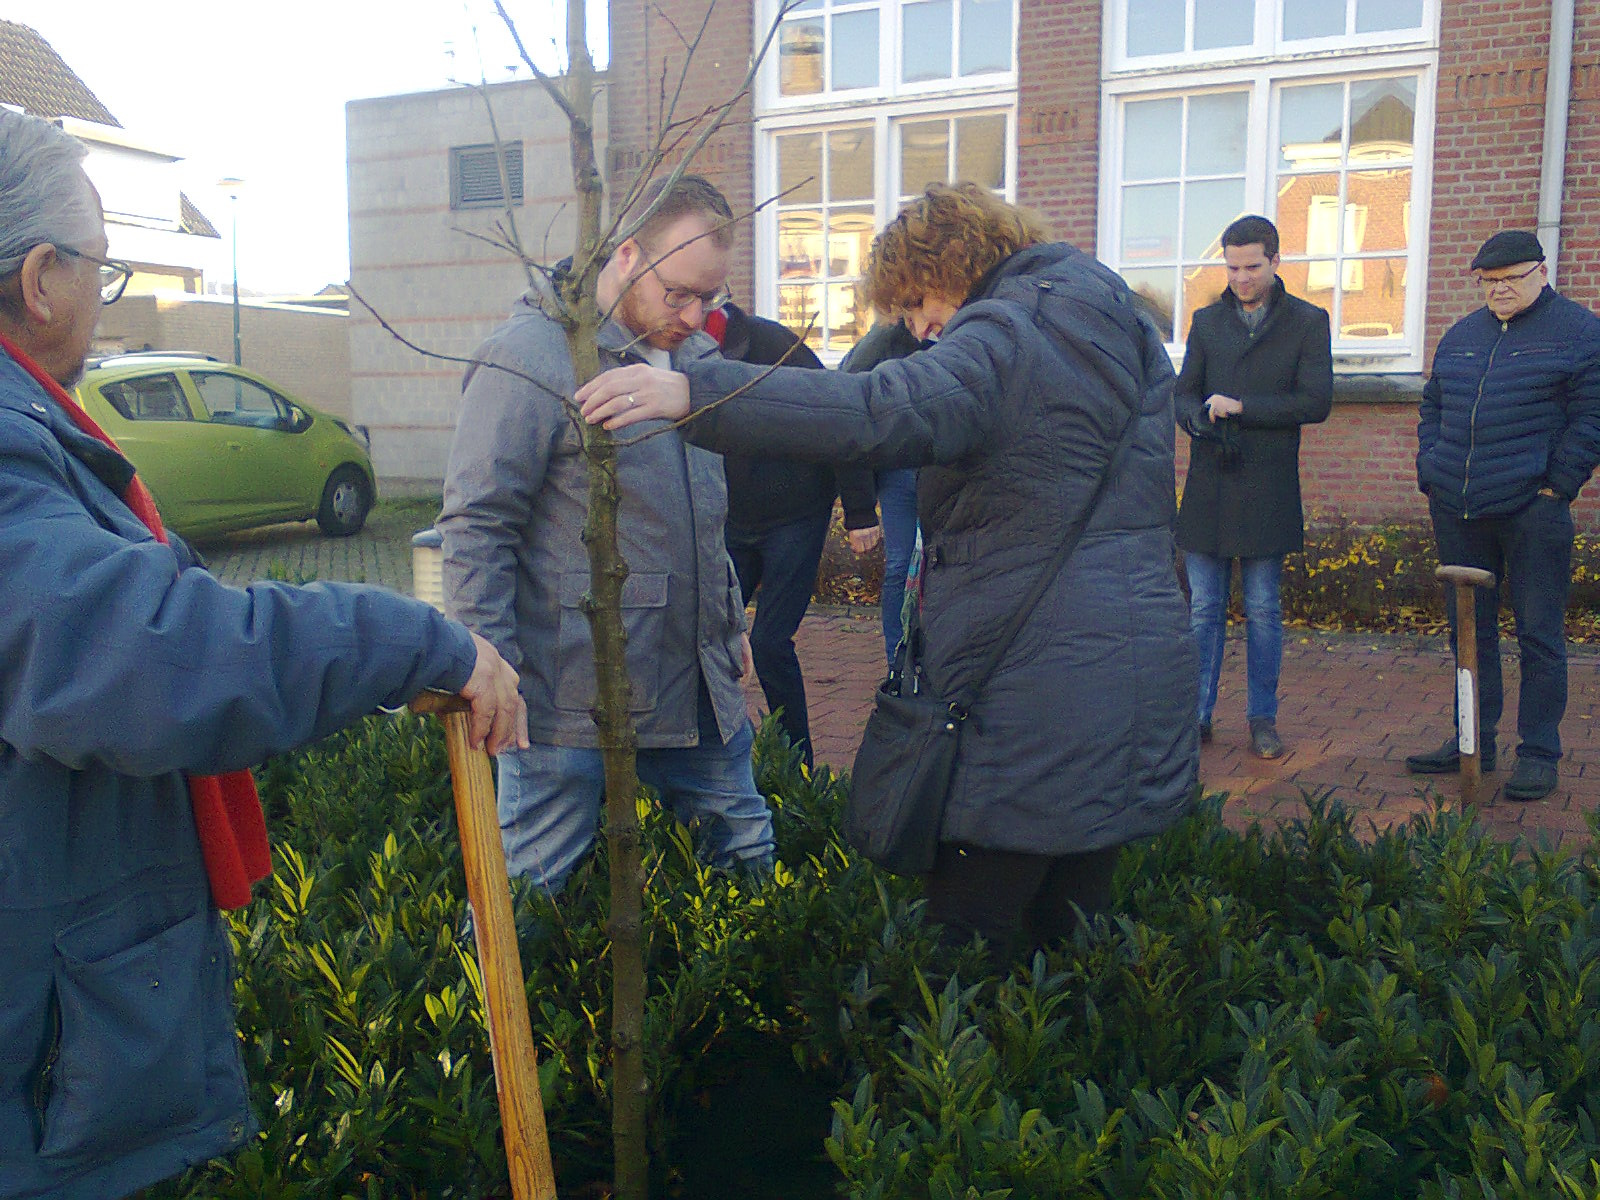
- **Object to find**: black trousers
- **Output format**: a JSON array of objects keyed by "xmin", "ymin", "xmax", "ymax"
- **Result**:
[{"xmin": 924, "ymin": 842, "xmax": 1121, "ymax": 961}]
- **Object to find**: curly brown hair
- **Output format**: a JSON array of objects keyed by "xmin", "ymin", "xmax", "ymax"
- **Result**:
[{"xmin": 863, "ymin": 183, "xmax": 1052, "ymax": 314}]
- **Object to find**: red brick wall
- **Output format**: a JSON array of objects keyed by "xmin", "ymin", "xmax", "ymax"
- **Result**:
[
  {"xmin": 1016, "ymin": 0, "xmax": 1101, "ymax": 247},
  {"xmin": 605, "ymin": 1, "xmax": 1600, "ymax": 532},
  {"xmin": 1564, "ymin": 1, "xmax": 1600, "ymax": 301},
  {"xmin": 605, "ymin": 0, "xmax": 757, "ymax": 304}
]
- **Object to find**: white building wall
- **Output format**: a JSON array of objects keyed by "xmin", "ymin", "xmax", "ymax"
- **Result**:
[{"xmin": 347, "ymin": 76, "xmax": 607, "ymax": 488}]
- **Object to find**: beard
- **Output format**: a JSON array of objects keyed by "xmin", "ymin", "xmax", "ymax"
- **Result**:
[{"xmin": 617, "ymin": 279, "xmax": 689, "ymax": 351}]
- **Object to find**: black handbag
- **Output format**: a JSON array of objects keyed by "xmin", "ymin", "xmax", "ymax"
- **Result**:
[{"xmin": 846, "ymin": 405, "xmax": 1144, "ymax": 875}]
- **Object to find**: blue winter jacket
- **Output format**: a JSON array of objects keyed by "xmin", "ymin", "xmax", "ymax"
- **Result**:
[
  {"xmin": 0, "ymin": 350, "xmax": 477, "ymax": 1199},
  {"xmin": 1418, "ymin": 287, "xmax": 1600, "ymax": 518}
]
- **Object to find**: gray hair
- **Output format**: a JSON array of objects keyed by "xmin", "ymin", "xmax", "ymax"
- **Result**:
[{"xmin": 0, "ymin": 110, "xmax": 99, "ymax": 270}]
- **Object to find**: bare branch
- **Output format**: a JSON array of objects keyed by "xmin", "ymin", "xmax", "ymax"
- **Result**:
[
  {"xmin": 491, "ymin": 0, "xmax": 579, "ymax": 124},
  {"xmin": 654, "ymin": 2, "xmax": 716, "ymax": 152},
  {"xmin": 346, "ymin": 284, "xmax": 576, "ymax": 412},
  {"xmin": 600, "ymin": 0, "xmax": 795, "ymax": 257}
]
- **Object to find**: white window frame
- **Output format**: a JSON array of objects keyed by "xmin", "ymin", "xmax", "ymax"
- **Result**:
[
  {"xmin": 1103, "ymin": 0, "xmax": 1440, "ymax": 74},
  {"xmin": 759, "ymin": 0, "xmax": 1019, "ymax": 113},
  {"xmin": 1099, "ymin": 43, "xmax": 1437, "ymax": 372},
  {"xmin": 755, "ymin": 100, "xmax": 1017, "ymax": 361}
]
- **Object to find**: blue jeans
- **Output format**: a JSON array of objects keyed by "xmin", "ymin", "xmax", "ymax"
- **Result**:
[
  {"xmin": 496, "ymin": 720, "xmax": 776, "ymax": 890},
  {"xmin": 1429, "ymin": 493, "xmax": 1573, "ymax": 762},
  {"xmin": 727, "ymin": 513, "xmax": 831, "ymax": 765},
  {"xmin": 876, "ymin": 468, "xmax": 919, "ymax": 663},
  {"xmin": 1186, "ymin": 552, "xmax": 1283, "ymax": 725}
]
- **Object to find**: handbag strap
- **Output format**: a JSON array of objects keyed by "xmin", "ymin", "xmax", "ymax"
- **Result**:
[{"xmin": 946, "ymin": 400, "xmax": 1145, "ymax": 718}]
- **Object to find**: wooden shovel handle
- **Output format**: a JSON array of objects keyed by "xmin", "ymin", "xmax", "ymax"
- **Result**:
[
  {"xmin": 409, "ymin": 691, "xmax": 556, "ymax": 1200},
  {"xmin": 1436, "ymin": 564, "xmax": 1496, "ymax": 590}
]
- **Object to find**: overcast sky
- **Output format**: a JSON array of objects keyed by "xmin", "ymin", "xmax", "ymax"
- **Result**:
[{"xmin": 8, "ymin": 0, "xmax": 607, "ymax": 292}]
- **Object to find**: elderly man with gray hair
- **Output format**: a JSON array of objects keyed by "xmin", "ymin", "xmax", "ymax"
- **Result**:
[{"xmin": 0, "ymin": 110, "xmax": 528, "ymax": 1198}]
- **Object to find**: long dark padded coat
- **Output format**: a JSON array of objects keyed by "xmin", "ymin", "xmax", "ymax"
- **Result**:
[{"xmin": 675, "ymin": 243, "xmax": 1198, "ymax": 855}]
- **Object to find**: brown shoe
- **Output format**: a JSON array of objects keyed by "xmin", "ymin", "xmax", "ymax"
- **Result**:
[{"xmin": 1250, "ymin": 720, "xmax": 1283, "ymax": 760}]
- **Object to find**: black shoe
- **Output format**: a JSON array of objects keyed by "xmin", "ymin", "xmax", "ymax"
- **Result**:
[
  {"xmin": 1199, "ymin": 721, "xmax": 1213, "ymax": 744},
  {"xmin": 1504, "ymin": 757, "xmax": 1558, "ymax": 802},
  {"xmin": 1405, "ymin": 738, "xmax": 1497, "ymax": 775},
  {"xmin": 1249, "ymin": 720, "xmax": 1283, "ymax": 760}
]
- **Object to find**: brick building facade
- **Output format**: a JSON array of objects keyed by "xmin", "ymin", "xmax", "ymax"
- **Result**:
[{"xmin": 606, "ymin": 0, "xmax": 1600, "ymax": 531}]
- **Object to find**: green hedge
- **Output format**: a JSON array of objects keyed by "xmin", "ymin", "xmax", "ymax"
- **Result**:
[{"xmin": 150, "ymin": 716, "xmax": 1600, "ymax": 1198}]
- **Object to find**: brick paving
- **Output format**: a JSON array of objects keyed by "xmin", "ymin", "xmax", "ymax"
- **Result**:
[
  {"xmin": 201, "ymin": 510, "xmax": 1598, "ymax": 848},
  {"xmin": 783, "ymin": 611, "xmax": 1600, "ymax": 849}
]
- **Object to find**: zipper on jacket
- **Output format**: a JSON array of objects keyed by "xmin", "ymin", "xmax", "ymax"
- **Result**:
[{"xmin": 1461, "ymin": 321, "xmax": 1508, "ymax": 519}]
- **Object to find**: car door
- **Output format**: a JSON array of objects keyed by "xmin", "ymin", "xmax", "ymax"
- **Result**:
[
  {"xmin": 86, "ymin": 372, "xmax": 221, "ymax": 531},
  {"xmin": 184, "ymin": 370, "xmax": 311, "ymax": 522}
]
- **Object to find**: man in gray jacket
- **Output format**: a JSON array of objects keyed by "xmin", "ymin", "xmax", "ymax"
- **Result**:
[{"xmin": 440, "ymin": 175, "xmax": 775, "ymax": 891}]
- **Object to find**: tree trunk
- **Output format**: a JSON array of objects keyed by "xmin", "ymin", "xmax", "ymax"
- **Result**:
[{"xmin": 560, "ymin": 3, "xmax": 651, "ymax": 1198}]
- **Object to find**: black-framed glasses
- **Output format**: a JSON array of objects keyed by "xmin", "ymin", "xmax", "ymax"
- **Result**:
[
  {"xmin": 648, "ymin": 264, "xmax": 730, "ymax": 313},
  {"xmin": 57, "ymin": 245, "xmax": 133, "ymax": 305},
  {"xmin": 1473, "ymin": 261, "xmax": 1543, "ymax": 291}
]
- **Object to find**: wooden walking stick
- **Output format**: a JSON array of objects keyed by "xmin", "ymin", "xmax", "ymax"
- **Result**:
[
  {"xmin": 1436, "ymin": 564, "xmax": 1498, "ymax": 807},
  {"xmin": 410, "ymin": 532, "xmax": 555, "ymax": 1200}
]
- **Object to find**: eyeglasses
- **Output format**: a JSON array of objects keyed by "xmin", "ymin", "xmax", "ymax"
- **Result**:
[
  {"xmin": 1473, "ymin": 261, "xmax": 1543, "ymax": 291},
  {"xmin": 648, "ymin": 264, "xmax": 730, "ymax": 313},
  {"xmin": 57, "ymin": 245, "xmax": 133, "ymax": 305}
]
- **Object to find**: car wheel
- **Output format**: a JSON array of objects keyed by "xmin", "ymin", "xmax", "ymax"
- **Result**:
[{"xmin": 316, "ymin": 465, "xmax": 372, "ymax": 537}]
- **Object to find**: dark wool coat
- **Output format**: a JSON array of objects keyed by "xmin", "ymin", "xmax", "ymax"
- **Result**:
[
  {"xmin": 1174, "ymin": 279, "xmax": 1333, "ymax": 559},
  {"xmin": 713, "ymin": 302, "xmax": 878, "ymax": 535},
  {"xmin": 1418, "ymin": 287, "xmax": 1600, "ymax": 518},
  {"xmin": 676, "ymin": 243, "xmax": 1198, "ymax": 856}
]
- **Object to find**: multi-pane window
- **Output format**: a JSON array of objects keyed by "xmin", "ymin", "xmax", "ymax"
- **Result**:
[
  {"xmin": 900, "ymin": 0, "xmax": 1014, "ymax": 85},
  {"xmin": 1108, "ymin": 72, "xmax": 1423, "ymax": 352},
  {"xmin": 1281, "ymin": 0, "xmax": 1427, "ymax": 41},
  {"xmin": 1116, "ymin": 92, "xmax": 1247, "ymax": 345},
  {"xmin": 772, "ymin": 0, "xmax": 1014, "ymax": 102},
  {"xmin": 775, "ymin": 127, "xmax": 878, "ymax": 353},
  {"xmin": 897, "ymin": 111, "xmax": 1007, "ymax": 199},
  {"xmin": 767, "ymin": 110, "xmax": 1012, "ymax": 352},
  {"xmin": 1275, "ymin": 77, "xmax": 1417, "ymax": 345},
  {"xmin": 760, "ymin": 0, "xmax": 1017, "ymax": 354},
  {"xmin": 778, "ymin": 1, "xmax": 881, "ymax": 96},
  {"xmin": 1115, "ymin": 0, "xmax": 1432, "ymax": 66}
]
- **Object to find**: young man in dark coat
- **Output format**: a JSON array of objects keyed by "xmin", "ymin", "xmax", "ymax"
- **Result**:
[
  {"xmin": 1175, "ymin": 215, "xmax": 1333, "ymax": 759},
  {"xmin": 707, "ymin": 302, "xmax": 880, "ymax": 766},
  {"xmin": 1406, "ymin": 230, "xmax": 1600, "ymax": 802}
]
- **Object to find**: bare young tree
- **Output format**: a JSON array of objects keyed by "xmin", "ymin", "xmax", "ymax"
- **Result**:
[{"xmin": 354, "ymin": 4, "xmax": 805, "ymax": 1197}]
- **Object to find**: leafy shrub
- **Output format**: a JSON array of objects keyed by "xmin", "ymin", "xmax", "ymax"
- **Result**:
[
  {"xmin": 815, "ymin": 507, "xmax": 1600, "ymax": 641},
  {"xmin": 149, "ymin": 717, "xmax": 1600, "ymax": 1198}
]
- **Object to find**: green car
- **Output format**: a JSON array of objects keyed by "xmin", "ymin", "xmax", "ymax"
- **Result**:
[{"xmin": 75, "ymin": 354, "xmax": 377, "ymax": 539}]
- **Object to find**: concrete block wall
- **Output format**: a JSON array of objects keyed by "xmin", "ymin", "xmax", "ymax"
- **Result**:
[
  {"xmin": 94, "ymin": 293, "xmax": 350, "ymax": 418},
  {"xmin": 346, "ymin": 77, "xmax": 607, "ymax": 487}
]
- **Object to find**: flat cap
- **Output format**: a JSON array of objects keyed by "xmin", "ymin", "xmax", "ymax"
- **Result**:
[{"xmin": 1471, "ymin": 230, "xmax": 1544, "ymax": 272}]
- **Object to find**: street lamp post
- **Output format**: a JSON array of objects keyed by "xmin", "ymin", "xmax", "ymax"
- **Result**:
[{"xmin": 217, "ymin": 177, "xmax": 244, "ymax": 366}]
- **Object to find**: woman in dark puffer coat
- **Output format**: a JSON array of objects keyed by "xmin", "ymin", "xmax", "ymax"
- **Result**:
[{"xmin": 579, "ymin": 184, "xmax": 1197, "ymax": 959}]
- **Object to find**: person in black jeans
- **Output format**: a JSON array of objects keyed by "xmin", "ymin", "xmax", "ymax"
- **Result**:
[
  {"xmin": 708, "ymin": 302, "xmax": 880, "ymax": 766},
  {"xmin": 1408, "ymin": 230, "xmax": 1600, "ymax": 802}
]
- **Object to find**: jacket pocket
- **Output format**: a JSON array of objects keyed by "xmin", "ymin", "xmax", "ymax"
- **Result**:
[
  {"xmin": 555, "ymin": 571, "xmax": 669, "ymax": 714},
  {"xmin": 39, "ymin": 893, "xmax": 218, "ymax": 1163}
]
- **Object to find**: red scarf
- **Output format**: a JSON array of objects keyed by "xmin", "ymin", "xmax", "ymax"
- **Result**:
[{"xmin": 1, "ymin": 334, "xmax": 271, "ymax": 909}]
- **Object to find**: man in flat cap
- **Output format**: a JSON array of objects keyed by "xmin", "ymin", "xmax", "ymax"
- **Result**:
[{"xmin": 1408, "ymin": 231, "xmax": 1600, "ymax": 801}]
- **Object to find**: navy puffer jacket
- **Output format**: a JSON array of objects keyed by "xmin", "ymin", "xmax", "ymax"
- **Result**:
[{"xmin": 1418, "ymin": 287, "xmax": 1600, "ymax": 518}]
